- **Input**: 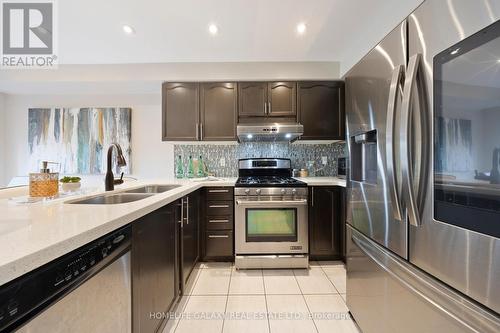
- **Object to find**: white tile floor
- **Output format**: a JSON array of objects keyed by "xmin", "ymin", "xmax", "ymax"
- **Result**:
[{"xmin": 163, "ymin": 261, "xmax": 360, "ymax": 333}]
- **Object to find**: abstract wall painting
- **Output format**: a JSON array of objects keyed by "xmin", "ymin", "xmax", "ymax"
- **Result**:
[{"xmin": 28, "ymin": 108, "xmax": 132, "ymax": 174}]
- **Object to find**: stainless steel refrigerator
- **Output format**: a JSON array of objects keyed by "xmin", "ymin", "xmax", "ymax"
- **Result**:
[{"xmin": 345, "ymin": 0, "xmax": 500, "ymax": 332}]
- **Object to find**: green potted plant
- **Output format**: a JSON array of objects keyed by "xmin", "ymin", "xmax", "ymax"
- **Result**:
[{"xmin": 60, "ymin": 176, "xmax": 82, "ymax": 192}]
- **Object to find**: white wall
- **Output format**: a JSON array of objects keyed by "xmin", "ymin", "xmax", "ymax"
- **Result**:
[
  {"xmin": 1, "ymin": 61, "xmax": 341, "ymax": 185},
  {"xmin": 0, "ymin": 93, "xmax": 5, "ymax": 186},
  {"xmin": 3, "ymin": 93, "xmax": 174, "ymax": 185},
  {"xmin": 340, "ymin": 0, "xmax": 423, "ymax": 76},
  {"xmin": 0, "ymin": 62, "xmax": 340, "ymax": 95}
]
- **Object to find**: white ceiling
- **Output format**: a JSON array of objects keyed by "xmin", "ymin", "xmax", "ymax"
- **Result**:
[
  {"xmin": 57, "ymin": 0, "xmax": 422, "ymax": 69},
  {"xmin": 1, "ymin": 0, "xmax": 424, "ymax": 94}
]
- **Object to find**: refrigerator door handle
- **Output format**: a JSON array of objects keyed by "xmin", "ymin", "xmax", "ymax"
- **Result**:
[
  {"xmin": 386, "ymin": 64, "xmax": 405, "ymax": 222},
  {"xmin": 401, "ymin": 53, "xmax": 429, "ymax": 227}
]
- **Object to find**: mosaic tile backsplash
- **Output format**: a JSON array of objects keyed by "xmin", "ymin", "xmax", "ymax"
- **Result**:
[{"xmin": 174, "ymin": 142, "xmax": 346, "ymax": 177}]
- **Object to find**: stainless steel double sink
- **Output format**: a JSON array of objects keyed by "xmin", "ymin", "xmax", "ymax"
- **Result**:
[{"xmin": 68, "ymin": 185, "xmax": 181, "ymax": 205}]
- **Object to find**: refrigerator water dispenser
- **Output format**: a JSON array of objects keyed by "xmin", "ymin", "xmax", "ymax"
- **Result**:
[{"xmin": 350, "ymin": 130, "xmax": 377, "ymax": 184}]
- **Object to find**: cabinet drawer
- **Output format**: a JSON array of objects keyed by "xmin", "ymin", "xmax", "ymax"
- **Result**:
[
  {"xmin": 205, "ymin": 231, "xmax": 233, "ymax": 257},
  {"xmin": 205, "ymin": 187, "xmax": 234, "ymax": 201},
  {"xmin": 206, "ymin": 216, "xmax": 233, "ymax": 230},
  {"xmin": 207, "ymin": 201, "xmax": 233, "ymax": 216}
]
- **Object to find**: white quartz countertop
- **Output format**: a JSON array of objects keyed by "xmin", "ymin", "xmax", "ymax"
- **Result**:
[
  {"xmin": 294, "ymin": 177, "xmax": 346, "ymax": 187},
  {"xmin": 0, "ymin": 176, "xmax": 345, "ymax": 285}
]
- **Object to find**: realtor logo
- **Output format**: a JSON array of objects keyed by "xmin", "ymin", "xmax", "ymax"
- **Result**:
[{"xmin": 1, "ymin": 0, "xmax": 57, "ymax": 68}]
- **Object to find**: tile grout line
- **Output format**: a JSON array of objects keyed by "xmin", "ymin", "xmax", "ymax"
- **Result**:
[
  {"xmin": 319, "ymin": 264, "xmax": 342, "ymax": 295},
  {"xmin": 220, "ymin": 265, "xmax": 233, "ymax": 333},
  {"xmin": 188, "ymin": 267, "xmax": 203, "ymax": 295},
  {"xmin": 175, "ymin": 263, "xmax": 346, "ymax": 332},
  {"xmin": 261, "ymin": 269, "xmax": 272, "ymax": 333},
  {"xmin": 292, "ymin": 269, "xmax": 320, "ymax": 333},
  {"xmin": 173, "ymin": 266, "xmax": 204, "ymax": 333},
  {"xmin": 171, "ymin": 293, "xmax": 190, "ymax": 333}
]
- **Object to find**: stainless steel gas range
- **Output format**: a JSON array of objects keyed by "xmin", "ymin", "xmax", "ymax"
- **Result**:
[{"xmin": 234, "ymin": 158, "xmax": 309, "ymax": 269}]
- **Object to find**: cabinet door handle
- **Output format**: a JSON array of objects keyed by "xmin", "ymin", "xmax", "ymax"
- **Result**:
[
  {"xmin": 264, "ymin": 102, "xmax": 267, "ymax": 115},
  {"xmin": 208, "ymin": 235, "xmax": 229, "ymax": 239},
  {"xmin": 185, "ymin": 196, "xmax": 190, "ymax": 225},
  {"xmin": 268, "ymin": 102, "xmax": 271, "ymax": 115},
  {"xmin": 195, "ymin": 123, "xmax": 200, "ymax": 140},
  {"xmin": 209, "ymin": 205, "xmax": 229, "ymax": 208},
  {"xmin": 209, "ymin": 189, "xmax": 229, "ymax": 193},
  {"xmin": 179, "ymin": 198, "xmax": 184, "ymax": 228},
  {"xmin": 311, "ymin": 187, "xmax": 314, "ymax": 207},
  {"xmin": 209, "ymin": 219, "xmax": 229, "ymax": 223},
  {"xmin": 200, "ymin": 123, "xmax": 204, "ymax": 140}
]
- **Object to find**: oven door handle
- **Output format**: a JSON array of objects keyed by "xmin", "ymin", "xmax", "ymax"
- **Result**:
[{"xmin": 236, "ymin": 199, "xmax": 308, "ymax": 206}]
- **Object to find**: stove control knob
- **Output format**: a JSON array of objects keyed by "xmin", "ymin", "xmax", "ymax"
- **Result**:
[
  {"xmin": 281, "ymin": 189, "xmax": 286, "ymax": 195},
  {"xmin": 291, "ymin": 189, "xmax": 297, "ymax": 195},
  {"xmin": 244, "ymin": 189, "xmax": 250, "ymax": 195},
  {"xmin": 255, "ymin": 189, "xmax": 261, "ymax": 195}
]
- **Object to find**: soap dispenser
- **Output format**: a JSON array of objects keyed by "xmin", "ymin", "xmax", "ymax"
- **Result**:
[{"xmin": 29, "ymin": 161, "xmax": 60, "ymax": 198}]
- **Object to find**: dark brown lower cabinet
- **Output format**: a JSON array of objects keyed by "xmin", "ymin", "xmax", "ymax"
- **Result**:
[
  {"xmin": 132, "ymin": 202, "xmax": 179, "ymax": 333},
  {"xmin": 309, "ymin": 186, "xmax": 342, "ymax": 260},
  {"xmin": 340, "ymin": 187, "xmax": 347, "ymax": 261},
  {"xmin": 202, "ymin": 187, "xmax": 234, "ymax": 261},
  {"xmin": 181, "ymin": 190, "xmax": 200, "ymax": 289},
  {"xmin": 205, "ymin": 230, "xmax": 234, "ymax": 258}
]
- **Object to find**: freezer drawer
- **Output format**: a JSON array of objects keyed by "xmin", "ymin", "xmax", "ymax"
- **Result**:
[{"xmin": 346, "ymin": 225, "xmax": 500, "ymax": 333}]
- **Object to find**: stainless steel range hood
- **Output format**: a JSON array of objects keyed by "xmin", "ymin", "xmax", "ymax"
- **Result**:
[{"xmin": 237, "ymin": 123, "xmax": 304, "ymax": 142}]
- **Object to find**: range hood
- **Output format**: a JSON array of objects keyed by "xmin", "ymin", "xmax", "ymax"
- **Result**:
[{"xmin": 237, "ymin": 123, "xmax": 304, "ymax": 142}]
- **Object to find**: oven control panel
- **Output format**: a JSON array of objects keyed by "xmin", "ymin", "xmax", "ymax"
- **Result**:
[{"xmin": 235, "ymin": 187, "xmax": 308, "ymax": 197}]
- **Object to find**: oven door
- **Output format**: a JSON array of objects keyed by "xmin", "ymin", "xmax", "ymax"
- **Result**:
[{"xmin": 235, "ymin": 198, "xmax": 308, "ymax": 254}]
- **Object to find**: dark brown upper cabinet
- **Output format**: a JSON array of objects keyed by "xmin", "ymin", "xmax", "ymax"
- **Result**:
[
  {"xmin": 297, "ymin": 81, "xmax": 345, "ymax": 140},
  {"xmin": 162, "ymin": 82, "xmax": 200, "ymax": 141},
  {"xmin": 238, "ymin": 82, "xmax": 268, "ymax": 117},
  {"xmin": 163, "ymin": 80, "xmax": 344, "ymax": 141},
  {"xmin": 200, "ymin": 82, "xmax": 238, "ymax": 140},
  {"xmin": 162, "ymin": 82, "xmax": 237, "ymax": 141},
  {"xmin": 238, "ymin": 81, "xmax": 297, "ymax": 119},
  {"xmin": 268, "ymin": 81, "xmax": 296, "ymax": 117}
]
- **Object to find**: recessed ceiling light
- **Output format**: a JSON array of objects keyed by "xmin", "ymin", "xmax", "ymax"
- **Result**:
[
  {"xmin": 208, "ymin": 24, "xmax": 218, "ymax": 35},
  {"xmin": 497, "ymin": 59, "xmax": 500, "ymax": 63},
  {"xmin": 450, "ymin": 48, "xmax": 460, "ymax": 55},
  {"xmin": 296, "ymin": 23, "xmax": 306, "ymax": 35},
  {"xmin": 122, "ymin": 25, "xmax": 135, "ymax": 35},
  {"xmin": 247, "ymin": 134, "xmax": 253, "ymax": 139}
]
